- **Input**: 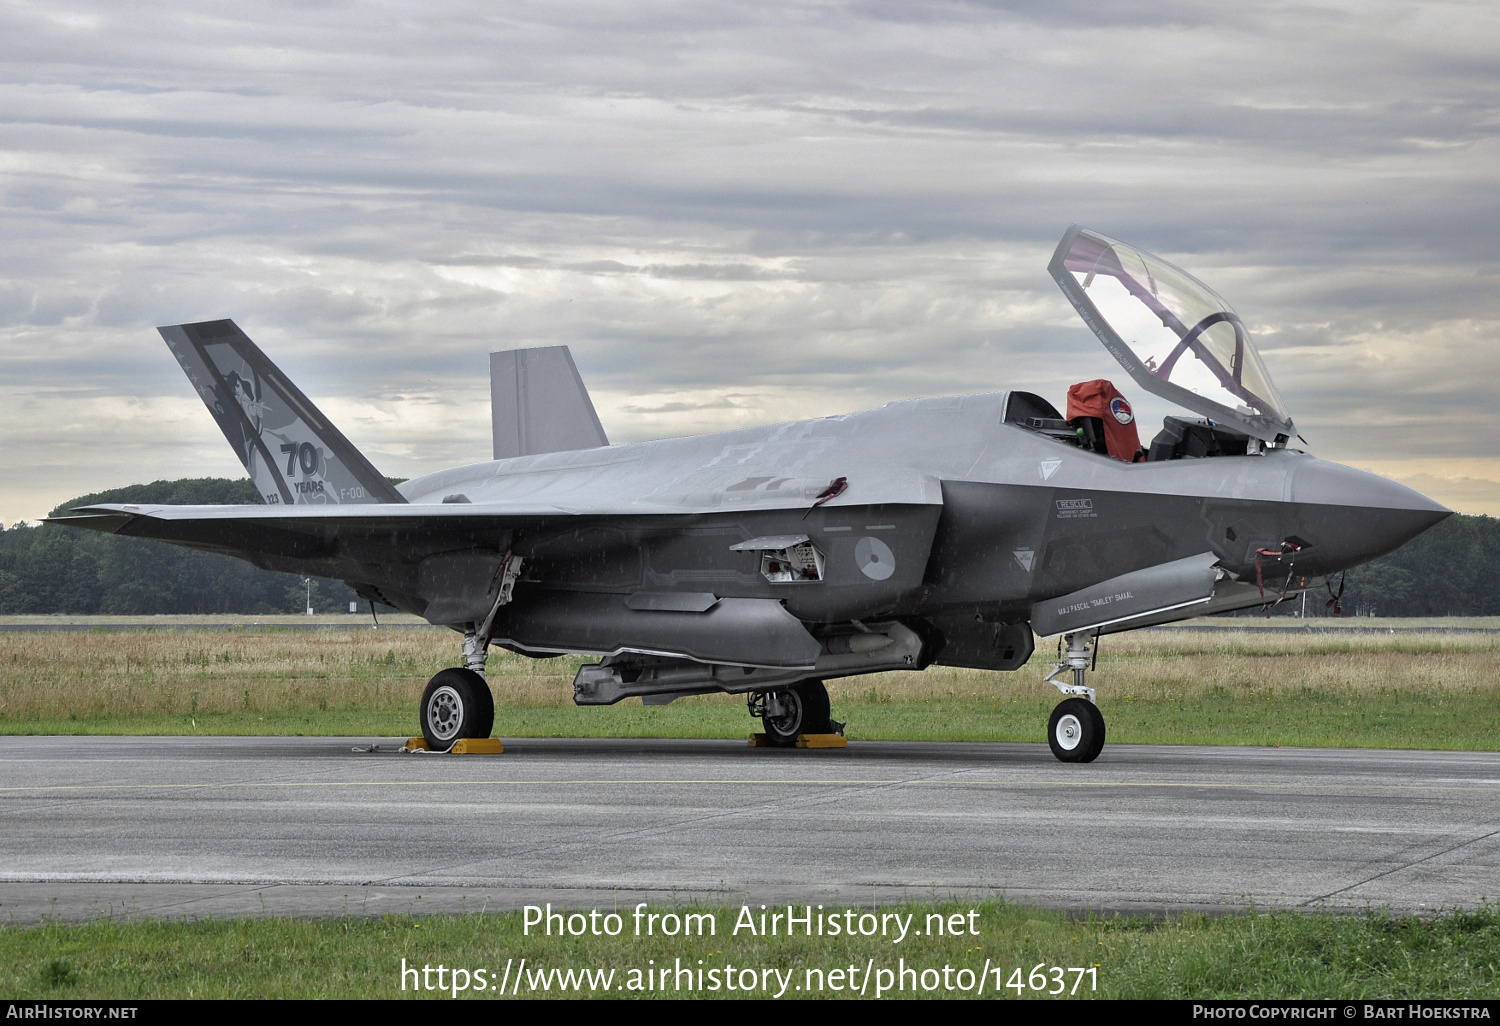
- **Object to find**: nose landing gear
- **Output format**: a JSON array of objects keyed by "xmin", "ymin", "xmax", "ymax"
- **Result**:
[{"xmin": 1042, "ymin": 631, "xmax": 1106, "ymax": 762}]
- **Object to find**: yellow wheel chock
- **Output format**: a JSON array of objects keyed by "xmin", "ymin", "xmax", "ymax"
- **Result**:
[
  {"xmin": 747, "ymin": 733, "xmax": 847, "ymax": 749},
  {"xmin": 402, "ymin": 737, "xmax": 505, "ymax": 754}
]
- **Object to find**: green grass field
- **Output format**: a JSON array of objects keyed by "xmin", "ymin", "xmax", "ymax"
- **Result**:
[
  {"xmin": 4, "ymin": 901, "xmax": 1497, "ymax": 999},
  {"xmin": 2, "ymin": 624, "xmax": 1497, "ymax": 750}
]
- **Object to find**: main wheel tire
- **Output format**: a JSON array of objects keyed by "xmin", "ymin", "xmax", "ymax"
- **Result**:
[
  {"xmin": 762, "ymin": 679, "xmax": 832, "ymax": 747},
  {"xmin": 419, "ymin": 668, "xmax": 495, "ymax": 751},
  {"xmin": 1047, "ymin": 697, "xmax": 1105, "ymax": 763}
]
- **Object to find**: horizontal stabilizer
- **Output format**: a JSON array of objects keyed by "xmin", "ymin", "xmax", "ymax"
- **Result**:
[
  {"xmin": 160, "ymin": 320, "xmax": 404, "ymax": 506},
  {"xmin": 491, "ymin": 346, "xmax": 609, "ymax": 460},
  {"xmin": 1031, "ymin": 552, "xmax": 1223, "ymax": 637}
]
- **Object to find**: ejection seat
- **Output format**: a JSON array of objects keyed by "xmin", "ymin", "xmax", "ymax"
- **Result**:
[
  {"xmin": 1001, "ymin": 382, "xmax": 1144, "ymax": 462},
  {"xmin": 1064, "ymin": 379, "xmax": 1144, "ymax": 462}
]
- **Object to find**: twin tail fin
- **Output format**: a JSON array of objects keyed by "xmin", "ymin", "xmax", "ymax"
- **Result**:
[
  {"xmin": 159, "ymin": 319, "xmax": 405, "ymax": 505},
  {"xmin": 490, "ymin": 345, "xmax": 608, "ymax": 460}
]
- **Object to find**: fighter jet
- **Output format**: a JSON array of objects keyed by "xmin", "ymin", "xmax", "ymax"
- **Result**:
[{"xmin": 49, "ymin": 225, "xmax": 1450, "ymax": 761}]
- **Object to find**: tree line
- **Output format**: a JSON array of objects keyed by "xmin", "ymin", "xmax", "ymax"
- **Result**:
[
  {"xmin": 0, "ymin": 477, "xmax": 1493, "ymax": 618},
  {"xmin": 0, "ymin": 478, "xmax": 360, "ymax": 615}
]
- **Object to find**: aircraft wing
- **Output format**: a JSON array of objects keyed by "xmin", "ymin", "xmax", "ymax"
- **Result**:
[
  {"xmin": 55, "ymin": 458, "xmax": 941, "ymax": 569},
  {"xmin": 58, "ymin": 454, "xmax": 942, "ymax": 537},
  {"xmin": 55, "ymin": 500, "xmax": 545, "ymax": 546},
  {"xmin": 49, "ymin": 502, "xmax": 554, "ymax": 595},
  {"xmin": 52, "ymin": 457, "xmax": 946, "ymax": 633},
  {"xmin": 51, "ymin": 499, "xmax": 673, "ymax": 631}
]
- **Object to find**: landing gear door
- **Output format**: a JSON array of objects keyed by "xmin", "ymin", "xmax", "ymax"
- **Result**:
[{"xmin": 1047, "ymin": 225, "xmax": 1297, "ymax": 446}]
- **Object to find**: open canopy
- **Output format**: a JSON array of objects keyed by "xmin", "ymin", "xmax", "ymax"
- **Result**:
[{"xmin": 1048, "ymin": 225, "xmax": 1295, "ymax": 444}]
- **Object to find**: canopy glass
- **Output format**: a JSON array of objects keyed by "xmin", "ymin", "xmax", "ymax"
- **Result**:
[{"xmin": 1049, "ymin": 226, "xmax": 1294, "ymax": 442}]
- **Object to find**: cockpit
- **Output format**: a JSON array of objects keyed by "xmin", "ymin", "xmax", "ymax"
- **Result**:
[
  {"xmin": 1004, "ymin": 387, "xmax": 1254, "ymax": 462},
  {"xmin": 1012, "ymin": 225, "xmax": 1298, "ymax": 461}
]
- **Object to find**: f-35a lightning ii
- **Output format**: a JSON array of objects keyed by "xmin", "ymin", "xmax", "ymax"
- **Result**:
[{"xmin": 50, "ymin": 226, "xmax": 1450, "ymax": 761}]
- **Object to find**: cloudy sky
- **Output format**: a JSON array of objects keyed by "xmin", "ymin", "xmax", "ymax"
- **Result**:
[{"xmin": 3, "ymin": 0, "xmax": 1498, "ymax": 524}]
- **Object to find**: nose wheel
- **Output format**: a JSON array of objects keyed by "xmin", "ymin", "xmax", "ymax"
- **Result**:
[
  {"xmin": 1048, "ymin": 697, "xmax": 1105, "ymax": 762},
  {"xmin": 1042, "ymin": 630, "xmax": 1106, "ymax": 763}
]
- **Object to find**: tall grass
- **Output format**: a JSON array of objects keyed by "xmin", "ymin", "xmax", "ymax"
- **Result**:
[
  {"xmin": 0, "ymin": 631, "xmax": 569, "ymax": 721},
  {"xmin": 1, "ymin": 628, "xmax": 1498, "ymax": 749}
]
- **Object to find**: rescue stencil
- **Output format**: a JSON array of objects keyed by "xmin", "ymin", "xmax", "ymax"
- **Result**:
[{"xmin": 1055, "ymin": 498, "xmax": 1096, "ymax": 519}]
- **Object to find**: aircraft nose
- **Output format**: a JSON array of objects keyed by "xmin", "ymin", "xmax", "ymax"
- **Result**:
[{"xmin": 1288, "ymin": 458, "xmax": 1451, "ymax": 569}]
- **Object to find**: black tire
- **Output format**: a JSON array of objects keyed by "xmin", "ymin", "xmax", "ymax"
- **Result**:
[
  {"xmin": 762, "ymin": 679, "xmax": 831, "ymax": 747},
  {"xmin": 1047, "ymin": 698, "xmax": 1105, "ymax": 763},
  {"xmin": 419, "ymin": 668, "xmax": 495, "ymax": 750}
]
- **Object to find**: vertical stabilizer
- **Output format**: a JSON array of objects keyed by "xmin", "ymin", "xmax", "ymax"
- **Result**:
[
  {"xmin": 159, "ymin": 319, "xmax": 406, "ymax": 505},
  {"xmin": 490, "ymin": 346, "xmax": 609, "ymax": 460}
]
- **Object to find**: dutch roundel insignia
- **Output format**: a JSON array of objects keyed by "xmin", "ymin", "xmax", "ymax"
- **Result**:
[{"xmin": 1109, "ymin": 396, "xmax": 1133, "ymax": 425}]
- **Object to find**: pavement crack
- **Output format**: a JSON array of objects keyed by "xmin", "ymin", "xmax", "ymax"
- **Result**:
[{"xmin": 1302, "ymin": 822, "xmax": 1500, "ymax": 907}]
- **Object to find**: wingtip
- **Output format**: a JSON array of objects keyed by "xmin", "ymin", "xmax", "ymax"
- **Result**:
[{"xmin": 42, "ymin": 509, "xmax": 141, "ymax": 534}]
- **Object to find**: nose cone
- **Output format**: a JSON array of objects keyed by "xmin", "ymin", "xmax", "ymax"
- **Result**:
[
  {"xmin": 1289, "ymin": 458, "xmax": 1451, "ymax": 570},
  {"xmin": 1290, "ymin": 458, "xmax": 1450, "ymax": 515}
]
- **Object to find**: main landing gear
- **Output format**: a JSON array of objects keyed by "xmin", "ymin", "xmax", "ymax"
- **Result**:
[
  {"xmin": 748, "ymin": 679, "xmax": 833, "ymax": 747},
  {"xmin": 418, "ymin": 625, "xmax": 498, "ymax": 751},
  {"xmin": 416, "ymin": 556, "xmax": 524, "ymax": 750},
  {"xmin": 1042, "ymin": 631, "xmax": 1106, "ymax": 763},
  {"xmin": 419, "ymin": 667, "xmax": 494, "ymax": 750}
]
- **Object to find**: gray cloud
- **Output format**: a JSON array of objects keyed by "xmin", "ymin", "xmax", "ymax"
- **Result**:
[{"xmin": 2, "ymin": 0, "xmax": 1499, "ymax": 521}]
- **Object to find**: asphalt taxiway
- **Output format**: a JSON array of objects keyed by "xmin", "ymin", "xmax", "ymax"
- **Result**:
[{"xmin": 1, "ymin": 736, "xmax": 1496, "ymax": 923}]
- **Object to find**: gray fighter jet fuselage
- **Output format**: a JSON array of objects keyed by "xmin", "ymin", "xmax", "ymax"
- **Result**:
[{"xmin": 50, "ymin": 226, "xmax": 1450, "ymax": 761}]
